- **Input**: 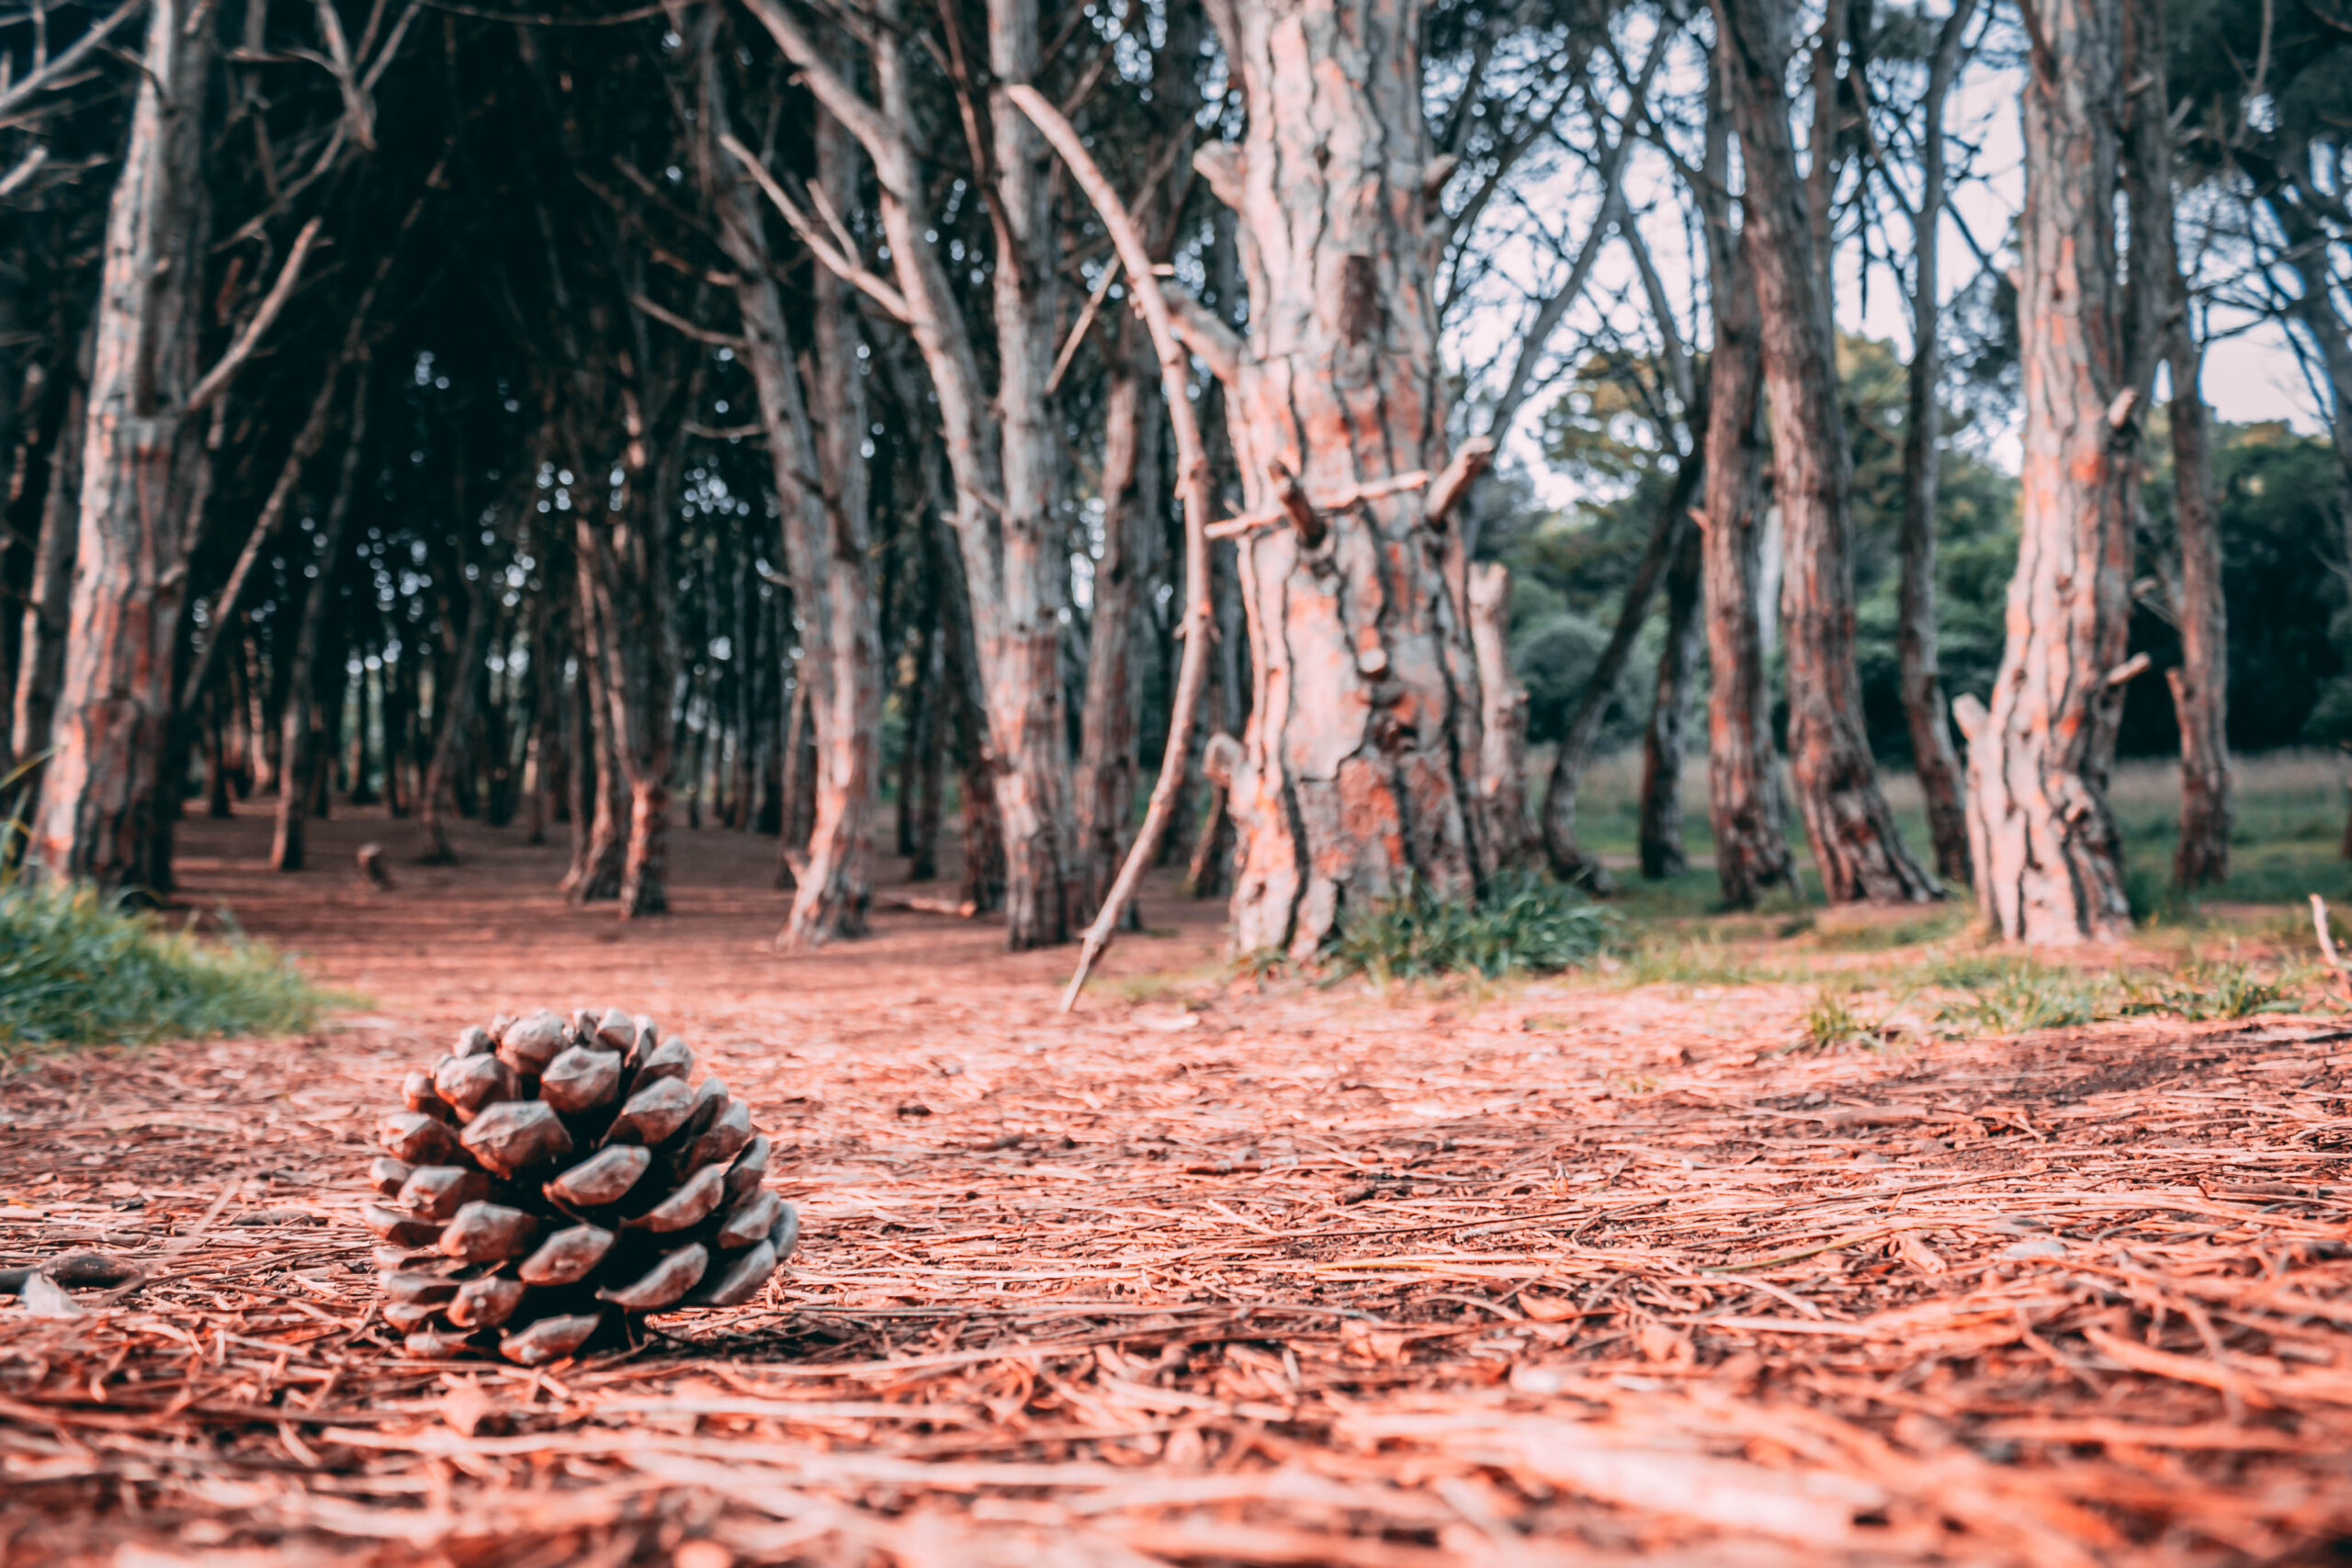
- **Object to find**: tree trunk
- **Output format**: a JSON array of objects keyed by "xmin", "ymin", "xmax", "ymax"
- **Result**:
[
  {"xmin": 771, "ymin": 113, "xmax": 884, "ymax": 947},
  {"xmin": 1716, "ymin": 0, "xmax": 1939, "ymax": 905},
  {"xmin": 743, "ymin": 0, "xmax": 1079, "ymax": 947},
  {"xmin": 2120, "ymin": 0, "xmax": 2228, "ymax": 888},
  {"xmin": 1701, "ymin": 222, "xmax": 1797, "ymax": 908},
  {"xmin": 420, "ymin": 577, "xmax": 491, "ymax": 867},
  {"xmin": 701, "ymin": 56, "xmax": 877, "ymax": 946},
  {"xmin": 11, "ymin": 378, "xmax": 81, "ymax": 772},
  {"xmin": 28, "ymin": 0, "xmax": 218, "ymax": 891},
  {"xmin": 566, "ymin": 618, "xmax": 627, "ymax": 902},
  {"xmin": 1892, "ymin": 0, "xmax": 1978, "ymax": 887},
  {"xmin": 574, "ymin": 489, "xmax": 676, "ymax": 919},
  {"xmin": 1538, "ymin": 466, "xmax": 1699, "ymax": 888},
  {"xmin": 1073, "ymin": 333, "xmax": 1158, "ymax": 924},
  {"xmin": 2166, "ymin": 337, "xmax": 2230, "ymax": 886},
  {"xmin": 1465, "ymin": 562, "xmax": 1535, "ymax": 868},
  {"xmin": 272, "ymin": 372, "xmax": 370, "ymax": 873},
  {"xmin": 1639, "ymin": 519, "xmax": 1703, "ymax": 879},
  {"xmin": 1957, "ymin": 0, "xmax": 2135, "ymax": 942},
  {"xmin": 1198, "ymin": 0, "xmax": 1492, "ymax": 959},
  {"xmin": 773, "ymin": 666, "xmax": 808, "ymax": 889},
  {"xmin": 348, "ymin": 643, "xmax": 380, "ymax": 807}
]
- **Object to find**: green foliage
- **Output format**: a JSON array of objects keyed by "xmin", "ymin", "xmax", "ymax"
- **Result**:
[
  {"xmin": 0, "ymin": 882, "xmax": 325, "ymax": 1049},
  {"xmin": 2136, "ymin": 418, "xmax": 2347, "ymax": 756},
  {"xmin": 1801, "ymin": 987, "xmax": 1871, "ymax": 1049},
  {"xmin": 1328, "ymin": 871, "xmax": 1612, "ymax": 983},
  {"xmin": 1928, "ymin": 947, "xmax": 2313, "ymax": 1035},
  {"xmin": 1931, "ymin": 956, "xmax": 2112, "ymax": 1034},
  {"xmin": 1512, "ymin": 610, "xmax": 1646, "ymax": 746},
  {"xmin": 2119, "ymin": 959, "xmax": 2301, "ymax": 1021}
]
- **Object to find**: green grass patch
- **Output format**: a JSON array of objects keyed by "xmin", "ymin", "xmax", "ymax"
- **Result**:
[
  {"xmin": 0, "ymin": 881, "xmax": 328, "ymax": 1050},
  {"xmin": 1800, "ymin": 986, "xmax": 1873, "ymax": 1049},
  {"xmin": 1327, "ymin": 870, "xmax": 1612, "ymax": 984}
]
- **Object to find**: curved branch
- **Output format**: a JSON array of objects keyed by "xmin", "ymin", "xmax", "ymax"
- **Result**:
[
  {"xmin": 718, "ymin": 132, "xmax": 913, "ymax": 324},
  {"xmin": 186, "ymin": 217, "xmax": 325, "ymax": 413},
  {"xmin": 1005, "ymin": 83, "xmax": 1215, "ymax": 1012}
]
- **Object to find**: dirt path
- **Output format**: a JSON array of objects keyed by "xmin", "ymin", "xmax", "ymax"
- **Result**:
[{"xmin": 6, "ymin": 803, "xmax": 2352, "ymax": 1566}]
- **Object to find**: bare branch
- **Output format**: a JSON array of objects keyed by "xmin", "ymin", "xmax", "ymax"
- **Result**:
[
  {"xmin": 630, "ymin": 292, "xmax": 745, "ymax": 348},
  {"xmin": 0, "ymin": 143, "xmax": 48, "ymax": 198},
  {"xmin": 1003, "ymin": 83, "xmax": 1216, "ymax": 1014},
  {"xmin": 1165, "ymin": 291, "xmax": 1240, "ymax": 389},
  {"xmin": 186, "ymin": 217, "xmax": 326, "ymax": 413},
  {"xmin": 0, "ymin": 0, "xmax": 140, "ymax": 118},
  {"xmin": 732, "ymin": 0, "xmax": 916, "ymax": 198},
  {"xmin": 718, "ymin": 131, "xmax": 913, "ymax": 325}
]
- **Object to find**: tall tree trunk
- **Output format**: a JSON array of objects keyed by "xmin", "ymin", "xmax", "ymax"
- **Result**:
[
  {"xmin": 899, "ymin": 611, "xmax": 936, "ymax": 867},
  {"xmin": 1895, "ymin": 0, "xmax": 1979, "ymax": 886},
  {"xmin": 577, "ymin": 488, "xmax": 677, "ymax": 919},
  {"xmin": 909, "ymin": 621, "xmax": 945, "ymax": 881},
  {"xmin": 1195, "ymin": 0, "xmax": 1492, "ymax": 958},
  {"xmin": 272, "ymin": 372, "xmax": 370, "ymax": 872},
  {"xmin": 2166, "ymin": 336, "xmax": 2230, "ymax": 886},
  {"xmin": 1956, "ymin": 0, "xmax": 2135, "ymax": 942},
  {"xmin": 730, "ymin": 558, "xmax": 757, "ymax": 830},
  {"xmin": 204, "ymin": 685, "xmax": 232, "ymax": 818},
  {"xmin": 743, "ymin": 0, "xmax": 1078, "ymax": 948},
  {"xmin": 701, "ymin": 51, "xmax": 878, "ymax": 946},
  {"xmin": 348, "ymin": 642, "xmax": 380, "ymax": 807},
  {"xmin": 1074, "ymin": 331, "xmax": 1158, "ymax": 924},
  {"xmin": 1701, "ymin": 223, "xmax": 1797, "ymax": 907},
  {"xmin": 28, "ymin": 0, "xmax": 218, "ymax": 891},
  {"xmin": 772, "ymin": 113, "xmax": 884, "ymax": 947},
  {"xmin": 1639, "ymin": 520, "xmax": 1704, "ymax": 879},
  {"xmin": 1715, "ymin": 0, "xmax": 1939, "ymax": 905},
  {"xmin": 2120, "ymin": 0, "xmax": 2228, "ymax": 887},
  {"xmin": 11, "ymin": 378, "xmax": 81, "ymax": 773}
]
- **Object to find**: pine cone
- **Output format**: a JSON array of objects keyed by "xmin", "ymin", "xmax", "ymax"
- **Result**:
[{"xmin": 362, "ymin": 1008, "xmax": 797, "ymax": 1363}]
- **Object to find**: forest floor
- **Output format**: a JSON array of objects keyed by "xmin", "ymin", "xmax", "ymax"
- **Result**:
[{"xmin": 8, "ymin": 799, "xmax": 2352, "ymax": 1566}]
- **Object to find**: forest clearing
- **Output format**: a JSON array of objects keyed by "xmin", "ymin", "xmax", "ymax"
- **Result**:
[
  {"xmin": 9, "ymin": 0, "xmax": 2352, "ymax": 1551},
  {"xmin": 10, "ymin": 764, "xmax": 2352, "ymax": 1566}
]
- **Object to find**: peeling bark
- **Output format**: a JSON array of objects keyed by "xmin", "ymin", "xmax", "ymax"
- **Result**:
[
  {"xmin": 28, "ymin": 0, "xmax": 220, "ymax": 891},
  {"xmin": 1960, "ymin": 0, "xmax": 2136, "ymax": 942},
  {"xmin": 1201, "ymin": 0, "xmax": 1493, "ymax": 959}
]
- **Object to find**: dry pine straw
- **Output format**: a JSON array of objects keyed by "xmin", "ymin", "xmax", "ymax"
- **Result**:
[{"xmin": 7, "ymin": 979, "xmax": 2352, "ymax": 1567}]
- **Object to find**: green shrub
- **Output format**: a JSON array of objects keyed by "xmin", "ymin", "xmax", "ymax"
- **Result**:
[
  {"xmin": 1327, "ymin": 870, "xmax": 1612, "ymax": 983},
  {"xmin": 0, "ymin": 881, "xmax": 325, "ymax": 1048}
]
